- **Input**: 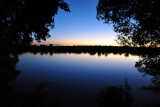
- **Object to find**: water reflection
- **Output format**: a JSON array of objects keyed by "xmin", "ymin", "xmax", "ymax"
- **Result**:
[
  {"xmin": 0, "ymin": 53, "xmax": 19, "ymax": 107},
  {"xmin": 20, "ymin": 46, "xmax": 160, "ymax": 58},
  {"xmin": 1, "ymin": 51, "xmax": 160, "ymax": 107},
  {"xmin": 135, "ymin": 55, "xmax": 160, "ymax": 93},
  {"xmin": 0, "ymin": 53, "xmax": 61, "ymax": 107},
  {"xmin": 96, "ymin": 78, "xmax": 133, "ymax": 107}
]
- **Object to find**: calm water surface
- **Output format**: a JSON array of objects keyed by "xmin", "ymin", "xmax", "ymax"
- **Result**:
[{"xmin": 15, "ymin": 53, "xmax": 160, "ymax": 107}]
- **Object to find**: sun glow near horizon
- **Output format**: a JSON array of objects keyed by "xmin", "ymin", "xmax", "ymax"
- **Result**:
[
  {"xmin": 37, "ymin": 0, "xmax": 117, "ymax": 46},
  {"xmin": 33, "ymin": 35, "xmax": 118, "ymax": 46}
]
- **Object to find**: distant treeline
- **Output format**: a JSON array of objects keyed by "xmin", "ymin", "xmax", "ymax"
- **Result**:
[{"xmin": 15, "ymin": 45, "xmax": 160, "ymax": 56}]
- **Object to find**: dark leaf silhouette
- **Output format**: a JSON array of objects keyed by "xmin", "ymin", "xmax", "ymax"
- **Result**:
[
  {"xmin": 97, "ymin": 0, "xmax": 160, "ymax": 47},
  {"xmin": 0, "ymin": 0, "xmax": 70, "ymax": 47}
]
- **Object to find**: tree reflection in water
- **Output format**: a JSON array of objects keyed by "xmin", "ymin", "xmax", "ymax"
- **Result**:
[
  {"xmin": 135, "ymin": 55, "xmax": 160, "ymax": 92},
  {"xmin": 2, "ymin": 50, "xmax": 160, "ymax": 107},
  {"xmin": 0, "ymin": 52, "xmax": 61, "ymax": 107}
]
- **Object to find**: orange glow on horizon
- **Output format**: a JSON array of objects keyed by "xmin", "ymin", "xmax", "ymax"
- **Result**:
[
  {"xmin": 32, "ymin": 38, "xmax": 118, "ymax": 46},
  {"xmin": 33, "ymin": 41, "xmax": 118, "ymax": 46}
]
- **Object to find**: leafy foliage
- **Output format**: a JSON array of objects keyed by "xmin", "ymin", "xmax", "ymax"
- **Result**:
[
  {"xmin": 97, "ymin": 0, "xmax": 160, "ymax": 47},
  {"xmin": 0, "ymin": 0, "xmax": 70, "ymax": 46}
]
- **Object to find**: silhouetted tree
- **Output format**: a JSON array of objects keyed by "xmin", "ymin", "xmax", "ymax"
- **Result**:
[
  {"xmin": 97, "ymin": 0, "xmax": 160, "ymax": 47},
  {"xmin": 0, "ymin": 0, "xmax": 70, "ymax": 47}
]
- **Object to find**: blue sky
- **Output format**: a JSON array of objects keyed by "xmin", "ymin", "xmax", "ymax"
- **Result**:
[{"xmin": 35, "ymin": 0, "xmax": 117, "ymax": 46}]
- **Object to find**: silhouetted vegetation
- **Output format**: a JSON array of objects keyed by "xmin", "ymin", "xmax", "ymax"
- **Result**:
[
  {"xmin": 1, "ymin": 0, "xmax": 160, "ymax": 106},
  {"xmin": 0, "ymin": 0, "xmax": 70, "ymax": 47},
  {"xmin": 97, "ymin": 0, "xmax": 160, "ymax": 47},
  {"xmin": 17, "ymin": 45, "xmax": 160, "ymax": 57}
]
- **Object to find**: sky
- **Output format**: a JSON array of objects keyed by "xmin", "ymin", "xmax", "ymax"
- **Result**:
[{"xmin": 35, "ymin": 0, "xmax": 117, "ymax": 46}]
